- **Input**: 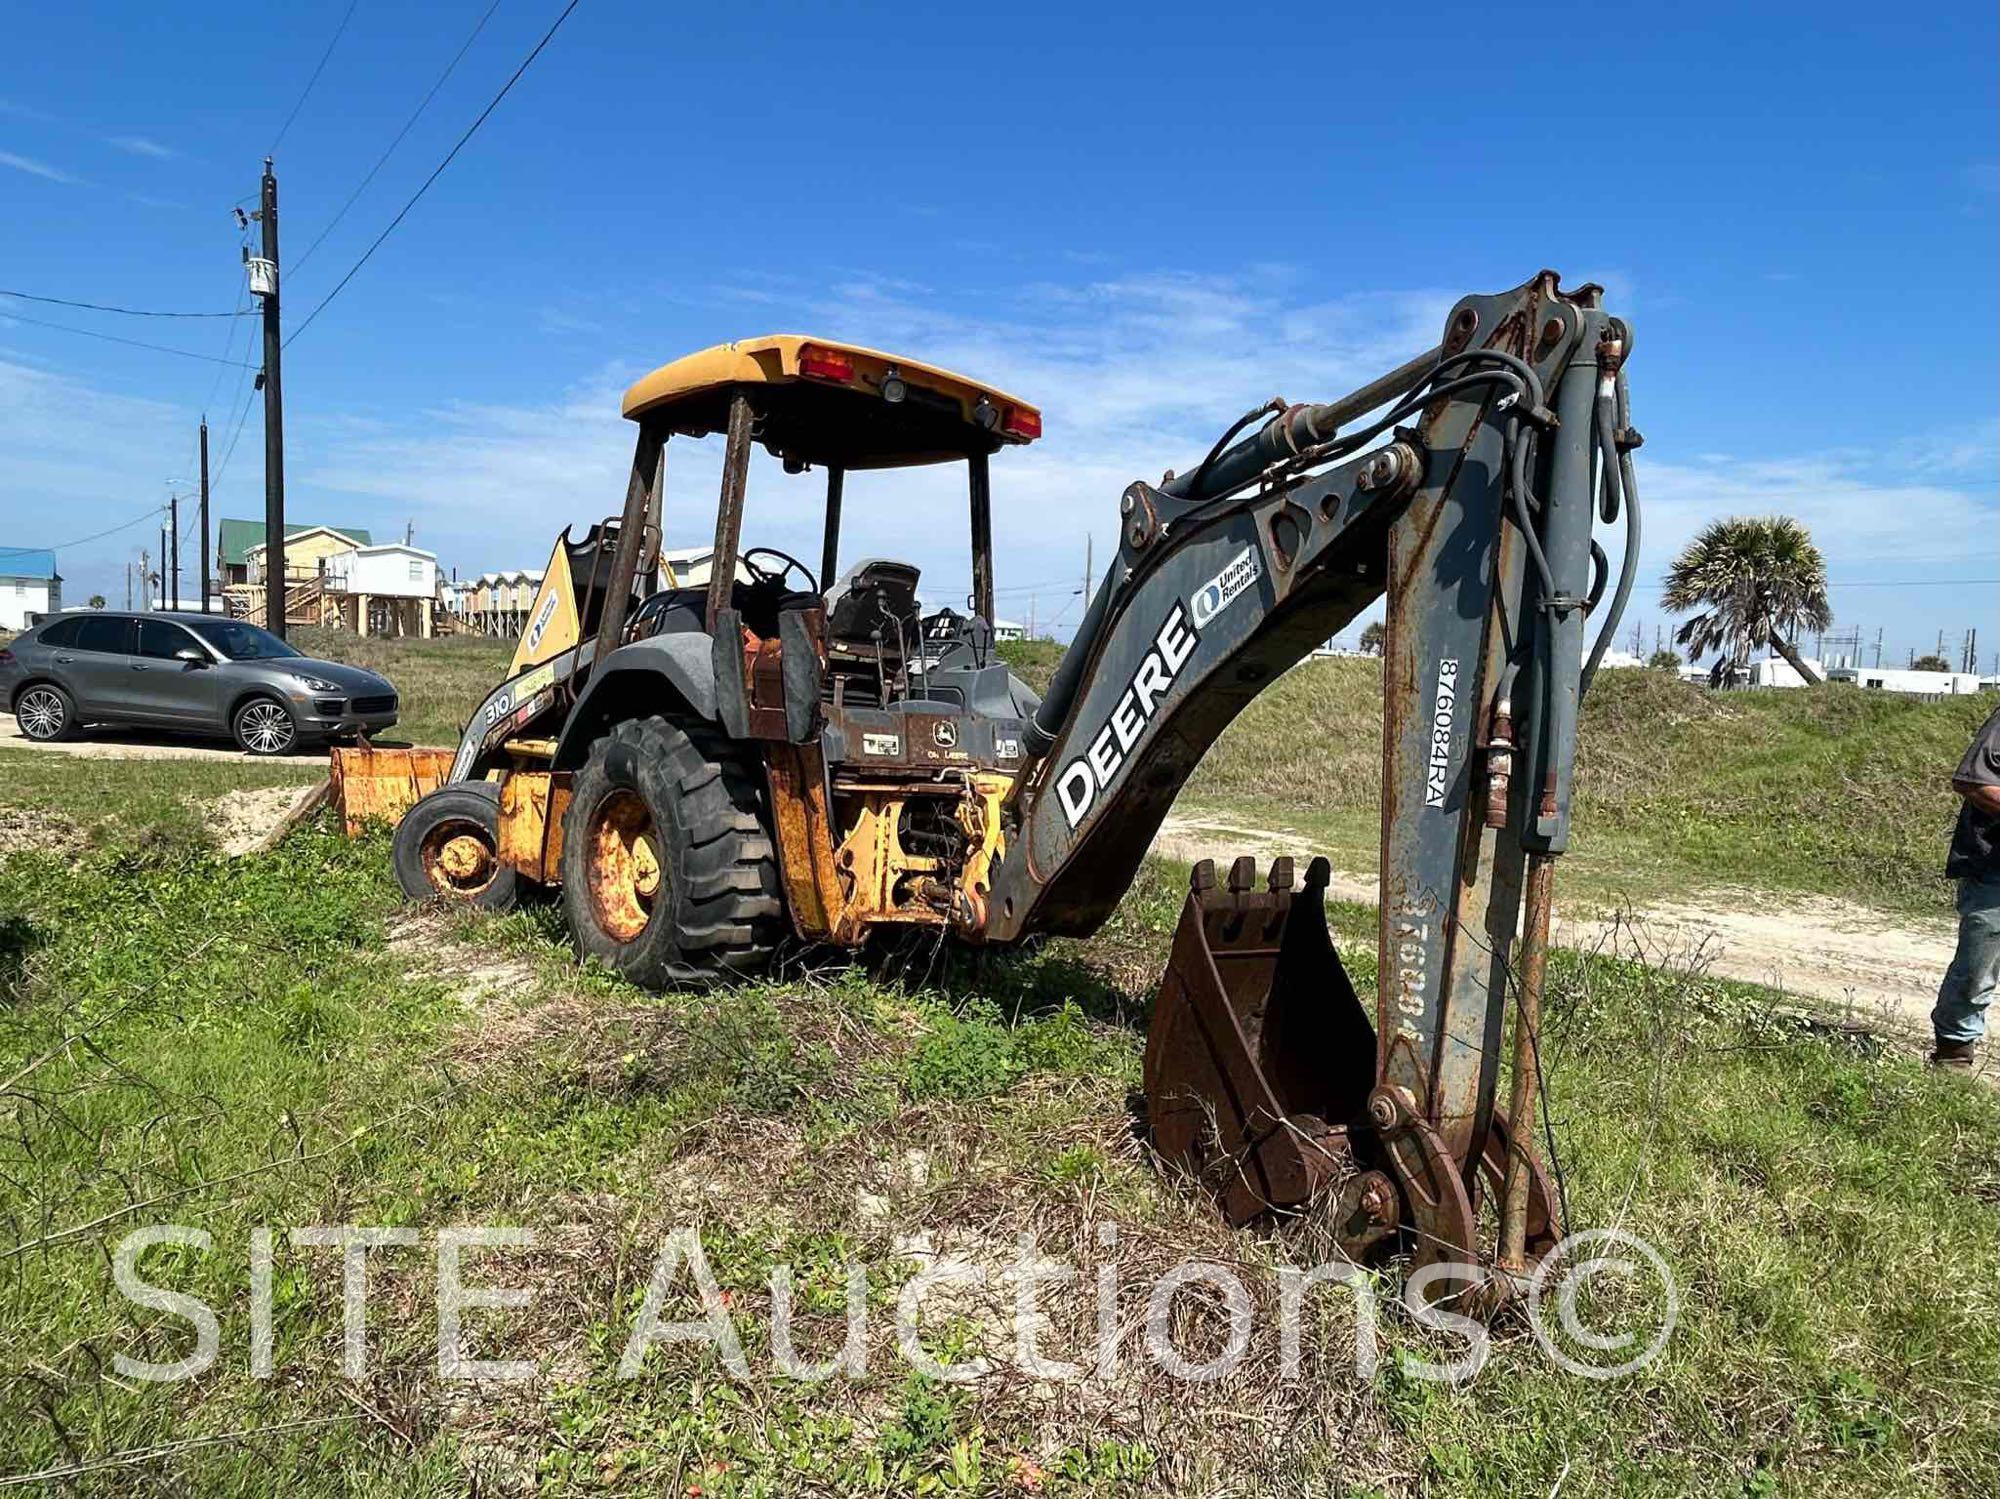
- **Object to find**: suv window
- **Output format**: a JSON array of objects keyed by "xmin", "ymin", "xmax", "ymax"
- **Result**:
[
  {"xmin": 37, "ymin": 617, "xmax": 85, "ymax": 648},
  {"xmin": 73, "ymin": 615, "xmax": 135, "ymax": 654},
  {"xmin": 137, "ymin": 619, "xmax": 201, "ymax": 660}
]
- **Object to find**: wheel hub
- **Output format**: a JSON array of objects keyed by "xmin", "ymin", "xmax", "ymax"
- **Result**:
[
  {"xmin": 419, "ymin": 820, "xmax": 498, "ymax": 897},
  {"xmin": 17, "ymin": 689, "xmax": 63, "ymax": 739},
  {"xmin": 586, "ymin": 789, "xmax": 663, "ymax": 942}
]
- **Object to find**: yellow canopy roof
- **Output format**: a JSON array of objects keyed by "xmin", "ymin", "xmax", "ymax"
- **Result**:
[{"xmin": 620, "ymin": 335, "xmax": 1040, "ymax": 470}]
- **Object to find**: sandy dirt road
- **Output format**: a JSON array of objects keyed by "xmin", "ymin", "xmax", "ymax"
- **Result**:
[
  {"xmin": 0, "ymin": 712, "xmax": 278, "ymax": 763},
  {"xmin": 1155, "ymin": 812, "xmax": 1958, "ymax": 1038}
]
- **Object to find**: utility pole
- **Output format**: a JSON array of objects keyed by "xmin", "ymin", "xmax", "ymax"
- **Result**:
[
  {"xmin": 1873, "ymin": 629, "xmax": 1882, "ymax": 668},
  {"xmin": 124, "ymin": 563, "xmax": 132, "ymax": 610},
  {"xmin": 1966, "ymin": 628, "xmax": 1978, "ymax": 676},
  {"xmin": 1083, "ymin": 533, "xmax": 1093, "ymax": 605},
  {"xmin": 158, "ymin": 525, "xmax": 167, "ymax": 608},
  {"xmin": 168, "ymin": 490, "xmax": 180, "ymax": 608},
  {"xmin": 198, "ymin": 421, "xmax": 211, "ymax": 613},
  {"xmin": 140, "ymin": 547, "xmax": 152, "ymax": 610},
  {"xmin": 251, "ymin": 157, "xmax": 287, "ymax": 638},
  {"xmin": 1028, "ymin": 594, "xmax": 1036, "ymax": 641}
]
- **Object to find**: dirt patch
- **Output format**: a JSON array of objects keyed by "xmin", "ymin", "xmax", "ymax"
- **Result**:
[
  {"xmin": 0, "ymin": 807, "xmax": 85, "ymax": 857},
  {"xmin": 1156, "ymin": 813, "xmax": 1959, "ymax": 1038},
  {"xmin": 387, "ymin": 909, "xmax": 544, "ymax": 1020},
  {"xmin": 206, "ymin": 782, "xmax": 330, "ymax": 856}
]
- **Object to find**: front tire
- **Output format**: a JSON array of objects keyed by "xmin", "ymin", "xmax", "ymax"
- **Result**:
[
  {"xmin": 559, "ymin": 715, "xmax": 783, "ymax": 989},
  {"xmin": 14, "ymin": 683, "xmax": 78, "ymax": 742},
  {"xmin": 233, "ymin": 695, "xmax": 298, "ymax": 756},
  {"xmin": 392, "ymin": 781, "xmax": 520, "ymax": 911}
]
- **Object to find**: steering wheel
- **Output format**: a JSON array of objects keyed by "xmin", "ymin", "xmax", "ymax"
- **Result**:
[{"xmin": 740, "ymin": 547, "xmax": 818, "ymax": 593}]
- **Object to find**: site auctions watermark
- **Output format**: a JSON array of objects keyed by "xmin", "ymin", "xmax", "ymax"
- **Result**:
[{"xmin": 107, "ymin": 1221, "xmax": 1677, "ymax": 1386}]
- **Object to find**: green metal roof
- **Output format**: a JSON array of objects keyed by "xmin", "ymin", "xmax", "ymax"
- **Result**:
[{"xmin": 216, "ymin": 519, "xmax": 372, "ymax": 565}]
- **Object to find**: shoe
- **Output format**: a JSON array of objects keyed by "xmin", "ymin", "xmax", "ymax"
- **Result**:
[{"xmin": 1929, "ymin": 1039, "xmax": 1977, "ymax": 1069}]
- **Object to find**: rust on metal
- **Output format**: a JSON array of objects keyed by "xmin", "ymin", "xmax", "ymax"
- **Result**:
[
  {"xmin": 1497, "ymin": 851, "xmax": 1556, "ymax": 1271},
  {"xmin": 764, "ymin": 742, "xmax": 846, "ymax": 939},
  {"xmin": 329, "ymin": 745, "xmax": 455, "ymax": 835},
  {"xmin": 496, "ymin": 770, "xmax": 572, "ymax": 884},
  {"xmin": 1143, "ymin": 856, "xmax": 1376, "ymax": 1227},
  {"xmin": 581, "ymin": 785, "xmax": 661, "ymax": 941}
]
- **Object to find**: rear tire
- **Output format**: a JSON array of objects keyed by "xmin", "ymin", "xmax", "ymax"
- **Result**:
[
  {"xmin": 392, "ymin": 781, "xmax": 520, "ymax": 911},
  {"xmin": 559, "ymin": 715, "xmax": 783, "ymax": 989},
  {"xmin": 14, "ymin": 683, "xmax": 78, "ymax": 742}
]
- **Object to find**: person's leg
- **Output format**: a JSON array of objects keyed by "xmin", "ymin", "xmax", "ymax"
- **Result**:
[{"xmin": 1932, "ymin": 875, "xmax": 2000, "ymax": 1055}]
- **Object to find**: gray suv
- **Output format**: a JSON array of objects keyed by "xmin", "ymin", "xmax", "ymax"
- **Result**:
[{"xmin": 0, "ymin": 611, "xmax": 398, "ymax": 755}]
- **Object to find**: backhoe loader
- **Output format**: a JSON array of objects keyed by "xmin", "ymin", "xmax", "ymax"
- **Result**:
[{"xmin": 336, "ymin": 272, "xmax": 1643, "ymax": 1299}]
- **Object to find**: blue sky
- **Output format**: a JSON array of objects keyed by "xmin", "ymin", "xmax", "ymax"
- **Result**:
[{"xmin": 2, "ymin": 0, "xmax": 1994, "ymax": 664}]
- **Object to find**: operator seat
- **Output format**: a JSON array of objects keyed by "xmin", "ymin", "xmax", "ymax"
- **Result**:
[{"xmin": 822, "ymin": 558, "xmax": 923, "ymax": 704}]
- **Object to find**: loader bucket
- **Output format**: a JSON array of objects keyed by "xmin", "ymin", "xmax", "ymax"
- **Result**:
[
  {"xmin": 329, "ymin": 745, "xmax": 455, "ymax": 836},
  {"xmin": 1143, "ymin": 856, "xmax": 1379, "ymax": 1226}
]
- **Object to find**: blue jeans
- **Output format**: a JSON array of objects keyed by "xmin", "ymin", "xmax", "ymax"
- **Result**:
[{"xmin": 1934, "ymin": 875, "xmax": 2000, "ymax": 1044}]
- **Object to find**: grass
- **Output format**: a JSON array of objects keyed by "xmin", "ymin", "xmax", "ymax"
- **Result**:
[
  {"xmin": 2, "ymin": 632, "xmax": 1995, "ymax": 1491},
  {"xmin": 0, "ymin": 820, "xmax": 1994, "ymax": 1495},
  {"xmin": 0, "ymin": 747, "xmax": 322, "ymax": 847},
  {"xmin": 1179, "ymin": 657, "xmax": 1993, "ymax": 916},
  {"xmin": 288, "ymin": 628, "xmax": 513, "ymax": 747}
]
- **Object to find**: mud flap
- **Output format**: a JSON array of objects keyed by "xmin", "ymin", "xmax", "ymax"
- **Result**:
[{"xmin": 1143, "ymin": 856, "xmax": 1383, "ymax": 1229}]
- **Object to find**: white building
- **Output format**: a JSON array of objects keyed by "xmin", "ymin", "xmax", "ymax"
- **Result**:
[
  {"xmin": 323, "ymin": 542, "xmax": 439, "ymax": 600},
  {"xmin": 1746, "ymin": 656, "xmax": 1827, "ymax": 689},
  {"xmin": 992, "ymin": 618, "xmax": 1025, "ymax": 643},
  {"xmin": 1828, "ymin": 665, "xmax": 1987, "ymax": 698},
  {"xmin": 0, "ymin": 549, "xmax": 61, "ymax": 630},
  {"xmin": 320, "ymin": 543, "xmax": 441, "ymax": 638}
]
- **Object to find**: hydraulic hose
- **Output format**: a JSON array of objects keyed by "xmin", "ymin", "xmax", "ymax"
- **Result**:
[
  {"xmin": 1026, "ymin": 567, "xmax": 1116, "ymax": 757},
  {"xmin": 1579, "ymin": 367, "xmax": 1640, "ymax": 697}
]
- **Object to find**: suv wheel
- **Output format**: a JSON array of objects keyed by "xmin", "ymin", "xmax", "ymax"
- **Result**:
[
  {"xmin": 559, "ymin": 715, "xmax": 784, "ymax": 989},
  {"xmin": 15, "ymin": 684, "xmax": 77, "ymax": 742},
  {"xmin": 233, "ymin": 695, "xmax": 298, "ymax": 756}
]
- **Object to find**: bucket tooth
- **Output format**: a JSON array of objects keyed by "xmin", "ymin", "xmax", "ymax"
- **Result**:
[{"xmin": 1143, "ymin": 855, "xmax": 1378, "ymax": 1227}]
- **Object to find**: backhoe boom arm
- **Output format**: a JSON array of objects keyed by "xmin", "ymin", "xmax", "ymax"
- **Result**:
[{"xmin": 983, "ymin": 272, "xmax": 1639, "ymax": 1289}]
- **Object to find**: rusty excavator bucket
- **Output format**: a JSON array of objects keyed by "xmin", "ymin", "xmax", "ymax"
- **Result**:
[
  {"xmin": 1146, "ymin": 853, "xmax": 1565, "ymax": 1286},
  {"xmin": 1144, "ymin": 856, "xmax": 1399, "ymax": 1253}
]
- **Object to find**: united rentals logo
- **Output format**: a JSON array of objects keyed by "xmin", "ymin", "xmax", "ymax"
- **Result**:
[
  {"xmin": 1190, "ymin": 545, "xmax": 1261, "ymax": 628},
  {"xmin": 523, "ymin": 589, "xmax": 561, "ymax": 655},
  {"xmin": 1424, "ymin": 658, "xmax": 1459, "ymax": 808}
]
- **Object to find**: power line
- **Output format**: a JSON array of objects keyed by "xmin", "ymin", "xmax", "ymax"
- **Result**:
[
  {"xmin": 271, "ymin": 0, "xmax": 363, "ymax": 153},
  {"xmin": 208, "ymin": 369, "xmax": 263, "ymax": 494},
  {"xmin": 285, "ymin": 0, "xmax": 584, "ymax": 347},
  {"xmin": 293, "ymin": 0, "xmax": 506, "ymax": 273},
  {"xmin": 0, "ymin": 289, "xmax": 246, "ymax": 319},
  {"xmin": 1636, "ymin": 577, "xmax": 1998, "ymax": 590},
  {"xmin": 1, "ymin": 505, "xmax": 166, "ymax": 554},
  {"xmin": 0, "ymin": 309, "xmax": 261, "ymax": 366}
]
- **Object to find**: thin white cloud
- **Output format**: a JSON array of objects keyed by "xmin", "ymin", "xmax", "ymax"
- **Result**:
[
  {"xmin": 107, "ymin": 134, "xmax": 176, "ymax": 160},
  {"xmin": 10, "ymin": 269, "xmax": 1993, "ymax": 655},
  {"xmin": 0, "ymin": 149, "xmax": 81, "ymax": 185}
]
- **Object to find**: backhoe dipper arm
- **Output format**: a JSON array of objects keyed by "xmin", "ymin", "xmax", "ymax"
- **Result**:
[{"xmin": 982, "ymin": 273, "xmax": 1637, "ymax": 1276}]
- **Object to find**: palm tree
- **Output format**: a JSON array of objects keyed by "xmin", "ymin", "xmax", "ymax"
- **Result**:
[{"xmin": 1661, "ymin": 516, "xmax": 1832, "ymax": 685}]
